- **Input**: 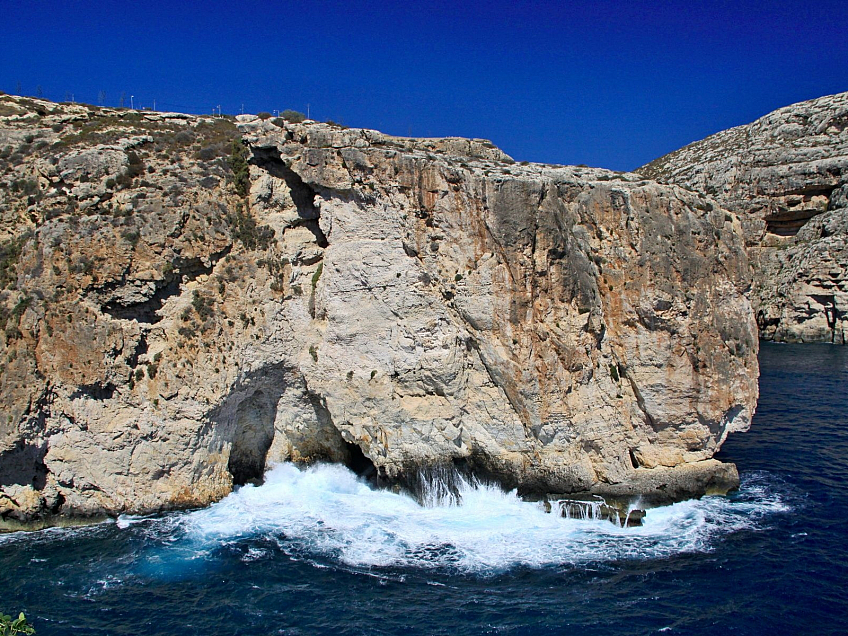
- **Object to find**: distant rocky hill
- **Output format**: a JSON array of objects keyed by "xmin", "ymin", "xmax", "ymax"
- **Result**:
[
  {"xmin": 0, "ymin": 95, "xmax": 756, "ymax": 524},
  {"xmin": 640, "ymin": 92, "xmax": 848, "ymax": 344}
]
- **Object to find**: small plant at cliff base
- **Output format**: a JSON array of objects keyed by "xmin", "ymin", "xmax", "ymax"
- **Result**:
[
  {"xmin": 0, "ymin": 612, "xmax": 36, "ymax": 635},
  {"xmin": 281, "ymin": 109, "xmax": 306, "ymax": 123},
  {"xmin": 227, "ymin": 139, "xmax": 250, "ymax": 197}
]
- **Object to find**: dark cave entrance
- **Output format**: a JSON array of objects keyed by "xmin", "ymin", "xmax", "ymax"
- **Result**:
[
  {"xmin": 342, "ymin": 439, "xmax": 377, "ymax": 480},
  {"xmin": 227, "ymin": 389, "xmax": 277, "ymax": 486}
]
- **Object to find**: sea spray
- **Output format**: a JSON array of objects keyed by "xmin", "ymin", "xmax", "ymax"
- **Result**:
[{"xmin": 151, "ymin": 463, "xmax": 793, "ymax": 574}]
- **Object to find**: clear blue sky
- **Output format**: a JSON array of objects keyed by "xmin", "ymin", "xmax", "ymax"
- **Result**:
[{"xmin": 2, "ymin": 0, "xmax": 847, "ymax": 171}]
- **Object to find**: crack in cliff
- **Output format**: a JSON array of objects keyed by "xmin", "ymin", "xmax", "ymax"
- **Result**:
[
  {"xmin": 622, "ymin": 367, "xmax": 659, "ymax": 431},
  {"xmin": 99, "ymin": 247, "xmax": 230, "ymax": 323},
  {"xmin": 250, "ymin": 146, "xmax": 328, "ymax": 248}
]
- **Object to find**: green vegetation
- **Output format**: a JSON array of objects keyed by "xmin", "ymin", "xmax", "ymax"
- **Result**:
[
  {"xmin": 125, "ymin": 151, "xmax": 144, "ymax": 178},
  {"xmin": 0, "ymin": 612, "xmax": 35, "ymax": 635},
  {"xmin": 0, "ymin": 232, "xmax": 31, "ymax": 290},
  {"xmin": 309, "ymin": 344, "xmax": 318, "ymax": 362},
  {"xmin": 609, "ymin": 364, "xmax": 620, "ymax": 383},
  {"xmin": 282, "ymin": 109, "xmax": 306, "ymax": 123},
  {"xmin": 226, "ymin": 203, "xmax": 274, "ymax": 251},
  {"xmin": 227, "ymin": 139, "xmax": 250, "ymax": 197},
  {"xmin": 256, "ymin": 112, "xmax": 272, "ymax": 120},
  {"xmin": 191, "ymin": 290, "xmax": 214, "ymax": 320},
  {"xmin": 121, "ymin": 230, "xmax": 140, "ymax": 246},
  {"xmin": 311, "ymin": 262, "xmax": 323, "ymax": 289},
  {"xmin": 9, "ymin": 179, "xmax": 40, "ymax": 197},
  {"xmin": 0, "ymin": 295, "xmax": 32, "ymax": 337}
]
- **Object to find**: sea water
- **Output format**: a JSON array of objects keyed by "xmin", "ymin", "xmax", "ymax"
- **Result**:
[{"xmin": 1, "ymin": 342, "xmax": 846, "ymax": 635}]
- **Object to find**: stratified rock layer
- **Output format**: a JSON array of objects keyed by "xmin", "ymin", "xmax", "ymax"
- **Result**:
[
  {"xmin": 640, "ymin": 91, "xmax": 848, "ymax": 343},
  {"xmin": 0, "ymin": 96, "xmax": 757, "ymax": 522}
]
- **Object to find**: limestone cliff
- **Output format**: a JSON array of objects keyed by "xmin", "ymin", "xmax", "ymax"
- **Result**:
[
  {"xmin": 640, "ymin": 92, "xmax": 848, "ymax": 343},
  {"xmin": 0, "ymin": 95, "xmax": 757, "ymax": 523}
]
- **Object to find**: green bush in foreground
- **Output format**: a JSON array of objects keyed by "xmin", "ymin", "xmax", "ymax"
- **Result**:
[{"xmin": 0, "ymin": 612, "xmax": 35, "ymax": 635}]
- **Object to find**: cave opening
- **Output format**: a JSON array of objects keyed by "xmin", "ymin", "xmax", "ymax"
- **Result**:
[
  {"xmin": 342, "ymin": 439, "xmax": 377, "ymax": 480},
  {"xmin": 227, "ymin": 389, "xmax": 277, "ymax": 486}
]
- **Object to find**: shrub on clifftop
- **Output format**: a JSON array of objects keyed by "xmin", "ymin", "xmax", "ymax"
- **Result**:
[{"xmin": 281, "ymin": 109, "xmax": 306, "ymax": 123}]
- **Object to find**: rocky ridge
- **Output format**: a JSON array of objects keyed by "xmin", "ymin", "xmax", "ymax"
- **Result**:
[
  {"xmin": 640, "ymin": 91, "xmax": 848, "ymax": 343},
  {"xmin": 0, "ymin": 95, "xmax": 757, "ymax": 524}
]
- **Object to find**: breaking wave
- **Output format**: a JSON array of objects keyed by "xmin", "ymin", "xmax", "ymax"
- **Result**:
[{"xmin": 118, "ymin": 462, "xmax": 792, "ymax": 575}]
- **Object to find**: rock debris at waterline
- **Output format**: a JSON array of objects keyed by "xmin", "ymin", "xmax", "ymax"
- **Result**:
[{"xmin": 0, "ymin": 94, "xmax": 757, "ymax": 524}]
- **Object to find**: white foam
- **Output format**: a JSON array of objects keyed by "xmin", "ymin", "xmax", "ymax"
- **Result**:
[{"xmin": 171, "ymin": 463, "xmax": 789, "ymax": 574}]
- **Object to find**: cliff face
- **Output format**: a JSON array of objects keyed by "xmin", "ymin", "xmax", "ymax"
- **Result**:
[
  {"xmin": 0, "ymin": 95, "xmax": 757, "ymax": 522},
  {"xmin": 640, "ymin": 92, "xmax": 848, "ymax": 343}
]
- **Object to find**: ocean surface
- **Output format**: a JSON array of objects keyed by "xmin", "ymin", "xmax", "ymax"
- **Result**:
[{"xmin": 1, "ymin": 342, "xmax": 846, "ymax": 635}]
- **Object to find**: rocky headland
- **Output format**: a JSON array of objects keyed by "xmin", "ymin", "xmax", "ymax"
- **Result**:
[
  {"xmin": 641, "ymin": 91, "xmax": 848, "ymax": 343},
  {"xmin": 0, "ymin": 94, "xmax": 757, "ymax": 524}
]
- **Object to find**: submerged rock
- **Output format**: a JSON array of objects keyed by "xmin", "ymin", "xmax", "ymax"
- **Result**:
[
  {"xmin": 0, "ymin": 96, "xmax": 757, "ymax": 522},
  {"xmin": 640, "ymin": 91, "xmax": 848, "ymax": 344}
]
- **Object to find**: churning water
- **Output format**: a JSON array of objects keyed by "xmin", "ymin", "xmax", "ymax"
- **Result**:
[{"xmin": 2, "ymin": 343, "xmax": 847, "ymax": 635}]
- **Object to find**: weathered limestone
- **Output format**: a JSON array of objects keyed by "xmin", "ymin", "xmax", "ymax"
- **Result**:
[
  {"xmin": 640, "ymin": 91, "xmax": 848, "ymax": 343},
  {"xmin": 0, "ymin": 96, "xmax": 757, "ymax": 523}
]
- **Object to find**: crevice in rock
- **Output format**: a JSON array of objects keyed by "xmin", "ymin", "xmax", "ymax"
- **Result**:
[
  {"xmin": 99, "ymin": 248, "xmax": 230, "ymax": 324},
  {"xmin": 465, "ymin": 336, "xmax": 535, "ymax": 440},
  {"xmin": 623, "ymin": 368, "xmax": 659, "ymax": 430},
  {"xmin": 0, "ymin": 440, "xmax": 48, "ymax": 489},
  {"xmin": 811, "ymin": 294, "xmax": 842, "ymax": 343},
  {"xmin": 250, "ymin": 146, "xmax": 329, "ymax": 247},
  {"xmin": 126, "ymin": 332, "xmax": 148, "ymax": 369},
  {"xmin": 69, "ymin": 382, "xmax": 116, "ymax": 401},
  {"xmin": 764, "ymin": 209, "xmax": 825, "ymax": 236},
  {"xmin": 779, "ymin": 184, "xmax": 838, "ymax": 199},
  {"xmin": 302, "ymin": 218, "xmax": 329, "ymax": 248}
]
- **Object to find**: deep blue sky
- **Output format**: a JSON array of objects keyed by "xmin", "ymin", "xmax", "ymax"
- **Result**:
[{"xmin": 2, "ymin": 0, "xmax": 847, "ymax": 171}]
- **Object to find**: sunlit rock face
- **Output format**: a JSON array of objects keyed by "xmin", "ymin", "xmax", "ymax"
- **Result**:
[
  {"xmin": 641, "ymin": 91, "xmax": 848, "ymax": 344},
  {"xmin": 0, "ymin": 96, "xmax": 757, "ymax": 522}
]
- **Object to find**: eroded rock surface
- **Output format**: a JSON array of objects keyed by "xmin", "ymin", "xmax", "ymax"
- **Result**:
[
  {"xmin": 0, "ymin": 96, "xmax": 757, "ymax": 522},
  {"xmin": 640, "ymin": 91, "xmax": 848, "ymax": 343}
]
